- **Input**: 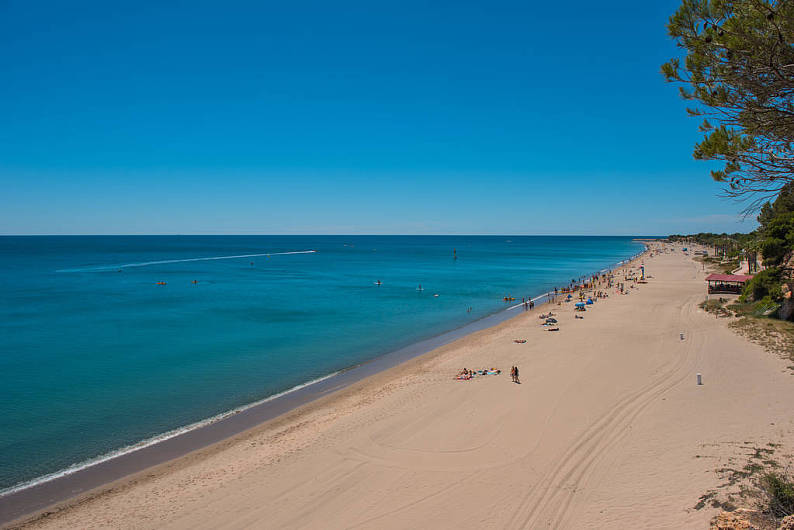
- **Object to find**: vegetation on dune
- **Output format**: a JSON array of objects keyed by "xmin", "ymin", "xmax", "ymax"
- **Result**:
[
  {"xmin": 763, "ymin": 471, "xmax": 794, "ymax": 518},
  {"xmin": 693, "ymin": 442, "xmax": 793, "ymax": 527},
  {"xmin": 741, "ymin": 268, "xmax": 783, "ymax": 303}
]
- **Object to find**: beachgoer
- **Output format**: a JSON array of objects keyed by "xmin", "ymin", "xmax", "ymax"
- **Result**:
[{"xmin": 514, "ymin": 365, "xmax": 520, "ymax": 383}]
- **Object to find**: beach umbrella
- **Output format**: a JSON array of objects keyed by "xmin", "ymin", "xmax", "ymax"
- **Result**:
[
  {"xmin": 586, "ymin": 299, "xmax": 593, "ymax": 305},
  {"xmin": 575, "ymin": 302, "xmax": 585, "ymax": 307}
]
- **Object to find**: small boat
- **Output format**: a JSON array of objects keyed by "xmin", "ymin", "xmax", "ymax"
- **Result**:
[{"xmin": 156, "ymin": 281, "xmax": 167, "ymax": 286}]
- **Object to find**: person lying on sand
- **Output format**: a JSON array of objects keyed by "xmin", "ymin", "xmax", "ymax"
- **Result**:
[{"xmin": 456, "ymin": 367, "xmax": 501, "ymax": 380}]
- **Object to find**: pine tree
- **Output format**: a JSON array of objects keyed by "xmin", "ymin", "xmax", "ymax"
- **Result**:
[{"xmin": 662, "ymin": 0, "xmax": 794, "ymax": 205}]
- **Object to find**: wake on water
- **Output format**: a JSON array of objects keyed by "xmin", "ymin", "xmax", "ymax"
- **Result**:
[{"xmin": 56, "ymin": 250, "xmax": 317, "ymax": 273}]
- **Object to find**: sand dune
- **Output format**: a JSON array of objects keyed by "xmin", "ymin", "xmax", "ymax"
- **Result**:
[{"xmin": 14, "ymin": 246, "xmax": 794, "ymax": 529}]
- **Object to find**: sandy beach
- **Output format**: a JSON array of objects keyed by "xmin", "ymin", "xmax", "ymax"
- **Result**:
[{"xmin": 7, "ymin": 244, "xmax": 794, "ymax": 529}]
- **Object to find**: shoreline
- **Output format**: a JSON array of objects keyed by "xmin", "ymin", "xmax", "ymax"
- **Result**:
[
  {"xmin": 0, "ymin": 245, "xmax": 649, "ymax": 527},
  {"xmin": 14, "ymin": 241, "xmax": 788, "ymax": 528}
]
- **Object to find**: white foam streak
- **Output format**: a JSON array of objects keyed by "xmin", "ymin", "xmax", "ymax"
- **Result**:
[
  {"xmin": 56, "ymin": 250, "xmax": 316, "ymax": 272},
  {"xmin": 0, "ymin": 370, "xmax": 338, "ymax": 499}
]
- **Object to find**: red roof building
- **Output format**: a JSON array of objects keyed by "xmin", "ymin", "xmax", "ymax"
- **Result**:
[{"xmin": 705, "ymin": 273, "xmax": 753, "ymax": 294}]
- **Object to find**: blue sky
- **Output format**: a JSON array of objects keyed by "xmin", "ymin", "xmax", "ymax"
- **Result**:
[{"xmin": 0, "ymin": 1, "xmax": 759, "ymax": 235}]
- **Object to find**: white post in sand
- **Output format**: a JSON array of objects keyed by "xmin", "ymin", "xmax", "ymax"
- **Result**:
[{"xmin": 697, "ymin": 373, "xmax": 702, "ymax": 385}]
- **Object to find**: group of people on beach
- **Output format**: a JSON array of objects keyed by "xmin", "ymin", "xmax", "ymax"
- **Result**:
[
  {"xmin": 455, "ymin": 366, "xmax": 519, "ymax": 384},
  {"xmin": 455, "ymin": 367, "xmax": 501, "ymax": 380},
  {"xmin": 452, "ymin": 254, "xmax": 653, "ymax": 387}
]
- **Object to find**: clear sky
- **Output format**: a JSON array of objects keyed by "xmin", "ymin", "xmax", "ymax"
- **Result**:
[{"xmin": 0, "ymin": 1, "xmax": 760, "ymax": 235}]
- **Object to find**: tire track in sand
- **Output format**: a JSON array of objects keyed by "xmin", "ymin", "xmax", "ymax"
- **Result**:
[{"xmin": 507, "ymin": 294, "xmax": 704, "ymax": 528}]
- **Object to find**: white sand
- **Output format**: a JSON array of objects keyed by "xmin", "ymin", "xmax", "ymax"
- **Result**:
[{"xmin": 15, "ymin": 245, "xmax": 794, "ymax": 529}]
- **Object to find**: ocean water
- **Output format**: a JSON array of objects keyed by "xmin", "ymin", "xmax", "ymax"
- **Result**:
[{"xmin": 0, "ymin": 235, "xmax": 644, "ymax": 492}]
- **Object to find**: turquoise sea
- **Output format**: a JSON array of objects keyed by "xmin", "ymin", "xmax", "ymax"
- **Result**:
[{"xmin": 0, "ymin": 235, "xmax": 644, "ymax": 493}]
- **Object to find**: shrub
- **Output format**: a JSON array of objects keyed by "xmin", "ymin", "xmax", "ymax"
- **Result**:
[
  {"xmin": 751, "ymin": 296, "xmax": 781, "ymax": 318},
  {"xmin": 762, "ymin": 471, "xmax": 794, "ymax": 518},
  {"xmin": 741, "ymin": 268, "xmax": 783, "ymax": 303}
]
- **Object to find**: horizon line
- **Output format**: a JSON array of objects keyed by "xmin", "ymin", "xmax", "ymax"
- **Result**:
[{"xmin": 0, "ymin": 233, "xmax": 666, "ymax": 238}]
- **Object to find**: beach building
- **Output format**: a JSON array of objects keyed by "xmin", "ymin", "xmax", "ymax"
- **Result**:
[{"xmin": 705, "ymin": 273, "xmax": 753, "ymax": 294}]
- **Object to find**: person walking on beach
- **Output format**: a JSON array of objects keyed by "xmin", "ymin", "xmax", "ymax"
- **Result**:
[
  {"xmin": 510, "ymin": 366, "xmax": 516, "ymax": 383},
  {"xmin": 513, "ymin": 365, "xmax": 520, "ymax": 384}
]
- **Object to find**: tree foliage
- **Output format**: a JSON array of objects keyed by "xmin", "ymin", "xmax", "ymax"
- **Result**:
[
  {"xmin": 756, "ymin": 181, "xmax": 794, "ymax": 264},
  {"xmin": 741, "ymin": 267, "xmax": 783, "ymax": 300},
  {"xmin": 662, "ymin": 0, "xmax": 794, "ymax": 203},
  {"xmin": 758, "ymin": 181, "xmax": 794, "ymax": 227}
]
